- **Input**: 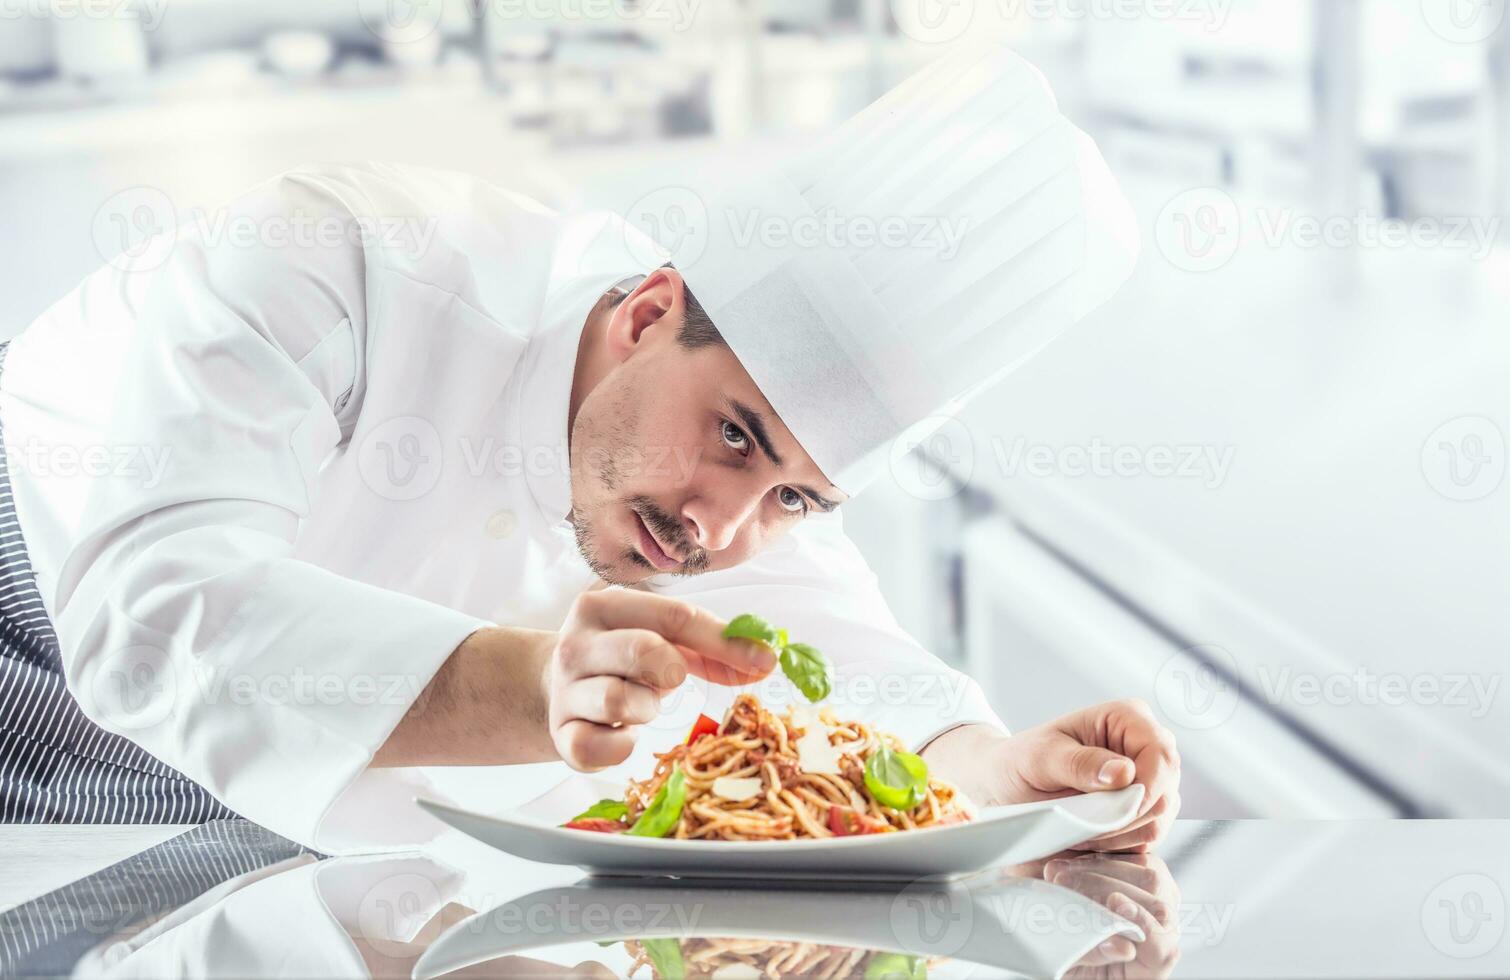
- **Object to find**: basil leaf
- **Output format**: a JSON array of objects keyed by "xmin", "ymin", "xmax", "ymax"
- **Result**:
[
  {"xmin": 722, "ymin": 613, "xmax": 782, "ymax": 649},
  {"xmin": 565, "ymin": 799, "xmax": 628, "ymax": 825},
  {"xmin": 640, "ymin": 938, "xmax": 686, "ymax": 980},
  {"xmin": 779, "ymin": 642, "xmax": 832, "ymax": 703},
  {"xmin": 865, "ymin": 953, "xmax": 926, "ymax": 980},
  {"xmin": 863, "ymin": 745, "xmax": 929, "ymax": 811},
  {"xmin": 627, "ymin": 765, "xmax": 687, "ymax": 838}
]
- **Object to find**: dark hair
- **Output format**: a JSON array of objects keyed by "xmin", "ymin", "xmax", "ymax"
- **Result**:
[{"xmin": 605, "ymin": 263, "xmax": 727, "ymax": 351}]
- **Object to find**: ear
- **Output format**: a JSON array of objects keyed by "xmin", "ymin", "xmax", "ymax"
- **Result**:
[{"xmin": 604, "ymin": 267, "xmax": 689, "ymax": 362}]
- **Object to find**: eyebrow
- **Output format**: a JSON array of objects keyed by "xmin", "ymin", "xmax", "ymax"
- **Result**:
[{"xmin": 725, "ymin": 398, "xmax": 841, "ymax": 513}]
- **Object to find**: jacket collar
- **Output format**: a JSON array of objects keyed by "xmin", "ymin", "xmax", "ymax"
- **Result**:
[{"xmin": 515, "ymin": 271, "xmax": 628, "ymax": 531}]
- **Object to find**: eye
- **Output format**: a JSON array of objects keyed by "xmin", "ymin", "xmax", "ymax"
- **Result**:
[
  {"xmin": 776, "ymin": 486, "xmax": 808, "ymax": 514},
  {"xmin": 721, "ymin": 420, "xmax": 750, "ymax": 454}
]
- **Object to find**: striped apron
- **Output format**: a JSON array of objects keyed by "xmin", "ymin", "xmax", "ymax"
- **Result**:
[{"xmin": 0, "ymin": 343, "xmax": 236, "ymax": 823}]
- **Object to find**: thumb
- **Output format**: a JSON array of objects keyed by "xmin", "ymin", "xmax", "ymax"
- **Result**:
[{"xmin": 1054, "ymin": 744, "xmax": 1136, "ymax": 793}]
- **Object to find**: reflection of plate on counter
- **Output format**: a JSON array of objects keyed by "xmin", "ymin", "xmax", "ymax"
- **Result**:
[
  {"xmin": 415, "ymin": 781, "xmax": 1143, "ymax": 882},
  {"xmin": 412, "ymin": 875, "xmax": 1144, "ymax": 980}
]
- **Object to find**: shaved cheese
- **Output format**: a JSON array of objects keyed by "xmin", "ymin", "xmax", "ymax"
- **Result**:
[
  {"xmin": 711, "ymin": 776, "xmax": 763, "ymax": 801},
  {"xmin": 711, "ymin": 965, "xmax": 762, "ymax": 980},
  {"xmin": 790, "ymin": 702, "xmax": 820, "ymax": 732},
  {"xmin": 796, "ymin": 728, "xmax": 842, "ymax": 775},
  {"xmin": 849, "ymin": 787, "xmax": 870, "ymax": 812}
]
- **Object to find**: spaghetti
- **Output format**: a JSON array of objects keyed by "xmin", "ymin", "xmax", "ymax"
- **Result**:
[
  {"xmin": 625, "ymin": 937, "xmax": 938, "ymax": 980},
  {"xmin": 621, "ymin": 694, "xmax": 973, "ymax": 841}
]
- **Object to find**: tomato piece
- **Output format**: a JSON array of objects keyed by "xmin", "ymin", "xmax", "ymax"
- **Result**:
[
  {"xmin": 685, "ymin": 713, "xmax": 720, "ymax": 746},
  {"xmin": 827, "ymin": 806, "xmax": 888, "ymax": 836},
  {"xmin": 563, "ymin": 818, "xmax": 624, "ymax": 833}
]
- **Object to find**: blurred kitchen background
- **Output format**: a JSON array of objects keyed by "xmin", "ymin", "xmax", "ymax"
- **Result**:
[{"xmin": 1, "ymin": 0, "xmax": 1506, "ymax": 821}]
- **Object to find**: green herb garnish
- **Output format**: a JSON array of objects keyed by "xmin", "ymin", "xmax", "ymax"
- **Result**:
[
  {"xmin": 564, "ymin": 799, "xmax": 629, "ymax": 825},
  {"xmin": 640, "ymin": 938, "xmax": 686, "ymax": 979},
  {"xmin": 864, "ymin": 953, "xmax": 927, "ymax": 980},
  {"xmin": 626, "ymin": 765, "xmax": 687, "ymax": 838},
  {"xmin": 722, "ymin": 614, "xmax": 832, "ymax": 703},
  {"xmin": 863, "ymin": 744, "xmax": 929, "ymax": 811}
]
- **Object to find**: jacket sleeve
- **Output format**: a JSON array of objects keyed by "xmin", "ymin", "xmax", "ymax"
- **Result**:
[
  {"xmin": 646, "ymin": 509, "xmax": 1006, "ymax": 749},
  {"xmin": 2, "ymin": 168, "xmax": 489, "ymax": 850}
]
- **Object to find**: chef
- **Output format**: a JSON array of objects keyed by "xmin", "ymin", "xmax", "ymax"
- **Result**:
[{"xmin": 0, "ymin": 44, "xmax": 1179, "ymax": 852}]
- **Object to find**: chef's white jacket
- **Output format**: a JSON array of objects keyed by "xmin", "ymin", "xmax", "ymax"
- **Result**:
[{"xmin": 3, "ymin": 162, "xmax": 1003, "ymax": 851}]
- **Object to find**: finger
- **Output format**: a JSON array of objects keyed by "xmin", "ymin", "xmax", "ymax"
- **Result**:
[
  {"xmin": 1106, "ymin": 889, "xmax": 1165, "ymax": 943},
  {"xmin": 1070, "ymin": 934, "xmax": 1137, "ymax": 969},
  {"xmin": 1032, "ymin": 740, "xmax": 1137, "ymax": 796},
  {"xmin": 1086, "ymin": 791, "xmax": 1179, "ymax": 846},
  {"xmin": 560, "ymin": 629, "xmax": 689, "ymax": 690},
  {"xmin": 1045, "ymin": 856, "xmax": 1164, "ymax": 897},
  {"xmin": 560, "ymin": 676, "xmax": 663, "ymax": 728},
  {"xmin": 1076, "ymin": 816, "xmax": 1165, "ymax": 854},
  {"xmin": 1084, "ymin": 804, "xmax": 1159, "ymax": 845},
  {"xmin": 1047, "ymin": 870, "xmax": 1170, "ymax": 928},
  {"xmin": 555, "ymin": 719, "xmax": 639, "ymax": 771},
  {"xmin": 574, "ymin": 591, "xmax": 776, "ymax": 683},
  {"xmin": 1056, "ymin": 700, "xmax": 1179, "ymax": 819},
  {"xmin": 1129, "ymin": 733, "xmax": 1180, "ymax": 821}
]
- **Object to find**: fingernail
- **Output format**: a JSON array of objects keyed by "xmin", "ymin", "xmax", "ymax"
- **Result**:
[
  {"xmin": 1097, "ymin": 760, "xmax": 1126, "ymax": 785},
  {"xmin": 1115, "ymin": 899, "xmax": 1139, "ymax": 919},
  {"xmin": 1098, "ymin": 940, "xmax": 1120, "ymax": 956}
]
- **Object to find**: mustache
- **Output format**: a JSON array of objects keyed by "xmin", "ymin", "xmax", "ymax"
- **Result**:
[{"xmin": 630, "ymin": 496, "xmax": 710, "ymax": 574}]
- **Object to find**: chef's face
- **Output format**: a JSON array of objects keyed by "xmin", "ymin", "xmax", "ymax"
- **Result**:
[{"xmin": 568, "ymin": 268, "xmax": 846, "ymax": 586}]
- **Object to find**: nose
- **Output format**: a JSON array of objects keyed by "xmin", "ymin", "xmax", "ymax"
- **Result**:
[{"xmin": 681, "ymin": 486, "xmax": 762, "ymax": 553}]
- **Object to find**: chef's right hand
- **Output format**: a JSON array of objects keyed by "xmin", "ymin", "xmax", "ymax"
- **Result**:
[{"xmin": 547, "ymin": 590, "xmax": 776, "ymax": 770}]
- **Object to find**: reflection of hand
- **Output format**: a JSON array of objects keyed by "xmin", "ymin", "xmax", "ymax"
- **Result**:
[
  {"xmin": 1046, "ymin": 852, "xmax": 1183, "ymax": 979},
  {"xmin": 351, "ymin": 902, "xmax": 475, "ymax": 978},
  {"xmin": 352, "ymin": 904, "xmax": 621, "ymax": 979}
]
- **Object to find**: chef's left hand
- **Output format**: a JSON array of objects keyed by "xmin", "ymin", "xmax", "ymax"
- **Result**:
[{"xmin": 934, "ymin": 699, "xmax": 1180, "ymax": 851}]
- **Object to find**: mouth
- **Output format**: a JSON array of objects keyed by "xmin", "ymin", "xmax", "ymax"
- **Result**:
[{"xmin": 632, "ymin": 509, "xmax": 682, "ymax": 571}]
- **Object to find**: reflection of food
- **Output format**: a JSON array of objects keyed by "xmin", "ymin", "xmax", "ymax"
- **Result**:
[
  {"xmin": 589, "ymin": 694, "xmax": 973, "ymax": 840},
  {"xmin": 625, "ymin": 937, "xmax": 932, "ymax": 979}
]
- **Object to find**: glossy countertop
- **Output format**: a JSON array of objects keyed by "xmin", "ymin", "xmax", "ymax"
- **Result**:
[{"xmin": 0, "ymin": 819, "xmax": 1505, "ymax": 978}]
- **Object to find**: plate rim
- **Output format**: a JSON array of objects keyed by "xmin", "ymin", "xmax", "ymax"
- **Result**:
[{"xmin": 415, "ymin": 782, "xmax": 1143, "ymax": 853}]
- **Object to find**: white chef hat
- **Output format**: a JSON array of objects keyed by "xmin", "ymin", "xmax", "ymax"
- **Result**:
[{"xmin": 630, "ymin": 43, "xmax": 1140, "ymax": 495}]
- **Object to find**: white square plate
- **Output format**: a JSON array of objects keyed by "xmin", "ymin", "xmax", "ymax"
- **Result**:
[{"xmin": 416, "ymin": 777, "xmax": 1143, "ymax": 881}]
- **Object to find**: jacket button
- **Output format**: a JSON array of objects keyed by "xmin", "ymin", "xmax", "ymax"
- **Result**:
[{"xmin": 486, "ymin": 509, "xmax": 517, "ymax": 539}]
